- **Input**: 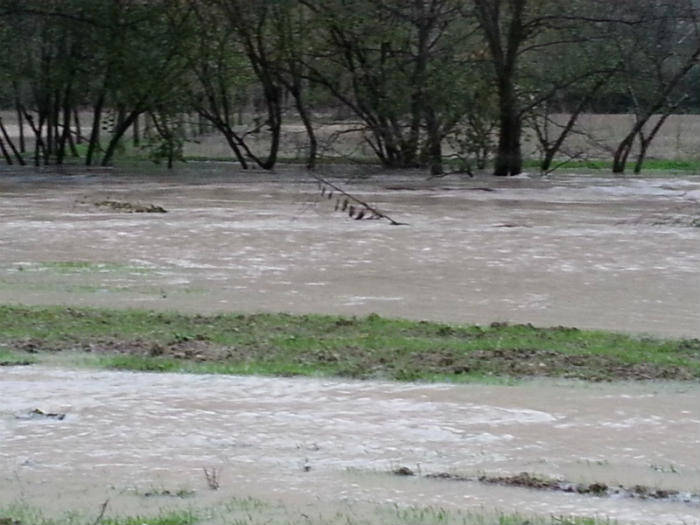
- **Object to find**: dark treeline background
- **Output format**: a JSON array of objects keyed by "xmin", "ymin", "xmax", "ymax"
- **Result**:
[{"xmin": 1, "ymin": 0, "xmax": 699, "ymax": 175}]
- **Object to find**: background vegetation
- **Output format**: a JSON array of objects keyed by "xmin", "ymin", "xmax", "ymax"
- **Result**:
[{"xmin": 1, "ymin": 0, "xmax": 700, "ymax": 175}]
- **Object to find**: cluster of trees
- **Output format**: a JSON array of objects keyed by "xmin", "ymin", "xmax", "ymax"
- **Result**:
[{"xmin": 1, "ymin": 0, "xmax": 699, "ymax": 175}]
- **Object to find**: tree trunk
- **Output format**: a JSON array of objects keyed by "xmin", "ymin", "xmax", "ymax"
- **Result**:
[
  {"xmin": 493, "ymin": 83, "xmax": 522, "ymax": 176},
  {"xmin": 132, "ymin": 113, "xmax": 140, "ymax": 147},
  {"xmin": 253, "ymin": 84, "xmax": 282, "ymax": 170},
  {"xmin": 0, "ymin": 117, "xmax": 26, "ymax": 165},
  {"xmin": 73, "ymin": 109, "xmax": 82, "ymax": 144},
  {"xmin": 633, "ymin": 112, "xmax": 675, "ymax": 174},
  {"xmin": 425, "ymin": 107, "xmax": 443, "ymax": 176},
  {"xmin": 12, "ymin": 82, "xmax": 25, "ymax": 153},
  {"xmin": 612, "ymin": 130, "xmax": 636, "ymax": 173},
  {"xmin": 45, "ymin": 103, "xmax": 55, "ymax": 160},
  {"xmin": 23, "ymin": 112, "xmax": 44, "ymax": 167},
  {"xmin": 101, "ymin": 110, "xmax": 140, "ymax": 166},
  {"xmin": 86, "ymin": 92, "xmax": 105, "ymax": 166},
  {"xmin": 53, "ymin": 90, "xmax": 62, "ymax": 160},
  {"xmin": 14, "ymin": 95, "xmax": 25, "ymax": 153},
  {"xmin": 0, "ymin": 137, "xmax": 12, "ymax": 164},
  {"xmin": 56, "ymin": 86, "xmax": 73, "ymax": 165},
  {"xmin": 34, "ymin": 111, "xmax": 51, "ymax": 166},
  {"xmin": 633, "ymin": 135, "xmax": 648, "ymax": 175},
  {"xmin": 286, "ymin": 79, "xmax": 317, "ymax": 170},
  {"xmin": 67, "ymin": 127, "xmax": 79, "ymax": 157},
  {"xmin": 221, "ymin": 130, "xmax": 249, "ymax": 169},
  {"xmin": 297, "ymin": 98, "xmax": 317, "ymax": 170}
]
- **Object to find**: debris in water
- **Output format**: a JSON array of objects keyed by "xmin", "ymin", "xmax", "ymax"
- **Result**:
[
  {"xmin": 94, "ymin": 200, "xmax": 167, "ymax": 213},
  {"xmin": 312, "ymin": 174, "xmax": 407, "ymax": 225},
  {"xmin": 16, "ymin": 408, "xmax": 66, "ymax": 420},
  {"xmin": 203, "ymin": 467, "xmax": 220, "ymax": 490},
  {"xmin": 423, "ymin": 471, "xmax": 700, "ymax": 505}
]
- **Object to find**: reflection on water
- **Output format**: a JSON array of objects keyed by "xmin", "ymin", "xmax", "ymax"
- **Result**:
[
  {"xmin": 1, "ymin": 367, "xmax": 699, "ymax": 522},
  {"xmin": 0, "ymin": 168, "xmax": 699, "ymax": 337}
]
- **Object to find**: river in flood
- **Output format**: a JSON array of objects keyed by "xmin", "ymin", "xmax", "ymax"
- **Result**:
[
  {"xmin": 1, "ymin": 166, "xmax": 700, "ymax": 522},
  {"xmin": 0, "ymin": 164, "xmax": 699, "ymax": 338},
  {"xmin": 1, "ymin": 366, "xmax": 700, "ymax": 523}
]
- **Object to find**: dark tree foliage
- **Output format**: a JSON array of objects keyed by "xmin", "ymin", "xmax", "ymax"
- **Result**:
[{"xmin": 0, "ymin": 0, "xmax": 698, "ymax": 174}]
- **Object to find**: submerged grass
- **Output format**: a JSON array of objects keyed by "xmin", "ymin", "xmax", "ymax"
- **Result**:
[
  {"xmin": 0, "ymin": 504, "xmax": 197, "ymax": 525},
  {"xmin": 0, "ymin": 347, "xmax": 36, "ymax": 366},
  {"xmin": 0, "ymin": 499, "xmax": 617, "ymax": 525},
  {"xmin": 12, "ymin": 261, "xmax": 153, "ymax": 274},
  {"xmin": 1, "ymin": 305, "xmax": 698, "ymax": 382}
]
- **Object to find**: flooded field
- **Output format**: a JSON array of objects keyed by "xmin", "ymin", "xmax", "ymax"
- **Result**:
[
  {"xmin": 1, "ymin": 165, "xmax": 700, "ymax": 523},
  {"xmin": 1, "ymin": 366, "xmax": 700, "ymax": 523},
  {"xmin": 0, "ymin": 164, "xmax": 699, "ymax": 337}
]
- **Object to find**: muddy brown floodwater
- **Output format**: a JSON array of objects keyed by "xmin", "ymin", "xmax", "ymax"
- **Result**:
[
  {"xmin": 1, "ymin": 367, "xmax": 700, "ymax": 523},
  {"xmin": 1, "ymin": 165, "xmax": 700, "ymax": 522},
  {"xmin": 0, "ymin": 164, "xmax": 699, "ymax": 337}
]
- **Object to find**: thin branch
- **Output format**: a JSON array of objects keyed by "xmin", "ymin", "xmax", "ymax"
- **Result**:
[
  {"xmin": 311, "ymin": 173, "xmax": 408, "ymax": 226},
  {"xmin": 90, "ymin": 499, "xmax": 109, "ymax": 525}
]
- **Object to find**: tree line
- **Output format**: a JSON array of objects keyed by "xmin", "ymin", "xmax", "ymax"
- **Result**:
[{"xmin": 1, "ymin": 0, "xmax": 699, "ymax": 175}]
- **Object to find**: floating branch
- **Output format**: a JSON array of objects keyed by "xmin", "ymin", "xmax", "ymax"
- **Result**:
[{"xmin": 311, "ymin": 174, "xmax": 407, "ymax": 226}]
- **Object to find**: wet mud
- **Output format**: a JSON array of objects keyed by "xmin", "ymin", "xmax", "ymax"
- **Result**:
[
  {"xmin": 1, "ymin": 165, "xmax": 699, "ymax": 338},
  {"xmin": 421, "ymin": 471, "xmax": 700, "ymax": 505}
]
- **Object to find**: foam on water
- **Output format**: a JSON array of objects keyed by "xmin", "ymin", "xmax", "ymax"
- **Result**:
[{"xmin": 1, "ymin": 367, "xmax": 699, "ymax": 523}]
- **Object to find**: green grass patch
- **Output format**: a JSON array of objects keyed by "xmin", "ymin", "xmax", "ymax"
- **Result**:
[
  {"xmin": 1, "ymin": 305, "xmax": 698, "ymax": 382},
  {"xmin": 0, "ymin": 499, "xmax": 617, "ymax": 525},
  {"xmin": 14, "ymin": 261, "xmax": 153, "ymax": 274},
  {"xmin": 0, "ymin": 347, "xmax": 37, "ymax": 366},
  {"xmin": 0, "ymin": 504, "xmax": 197, "ymax": 525},
  {"xmin": 101, "ymin": 510, "xmax": 197, "ymax": 525},
  {"xmin": 522, "ymin": 157, "xmax": 700, "ymax": 173}
]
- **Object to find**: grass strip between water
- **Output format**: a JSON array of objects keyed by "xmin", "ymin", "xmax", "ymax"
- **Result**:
[
  {"xmin": 0, "ymin": 499, "xmax": 619, "ymax": 525},
  {"xmin": 1, "ymin": 305, "xmax": 699, "ymax": 382}
]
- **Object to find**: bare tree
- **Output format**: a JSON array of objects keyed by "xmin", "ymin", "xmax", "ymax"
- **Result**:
[
  {"xmin": 609, "ymin": 0, "xmax": 700, "ymax": 173},
  {"xmin": 300, "ymin": 0, "xmax": 469, "ymax": 174},
  {"xmin": 470, "ymin": 0, "xmax": 646, "ymax": 175}
]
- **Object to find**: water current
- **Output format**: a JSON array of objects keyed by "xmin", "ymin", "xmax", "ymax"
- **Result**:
[
  {"xmin": 1, "ymin": 166, "xmax": 700, "ymax": 522},
  {"xmin": 0, "ymin": 166, "xmax": 698, "ymax": 337},
  {"xmin": 1, "ymin": 367, "xmax": 699, "ymax": 523}
]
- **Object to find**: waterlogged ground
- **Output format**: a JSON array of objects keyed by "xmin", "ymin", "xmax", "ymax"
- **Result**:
[
  {"xmin": 1, "ymin": 366, "xmax": 700, "ymax": 523},
  {"xmin": 0, "ymin": 164, "xmax": 699, "ymax": 337}
]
